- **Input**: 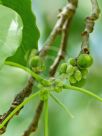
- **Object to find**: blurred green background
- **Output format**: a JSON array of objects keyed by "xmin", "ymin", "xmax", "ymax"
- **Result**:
[{"xmin": 0, "ymin": 0, "xmax": 102, "ymax": 136}]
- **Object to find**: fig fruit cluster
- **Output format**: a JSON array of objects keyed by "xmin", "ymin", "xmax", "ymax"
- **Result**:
[{"xmin": 59, "ymin": 54, "xmax": 93, "ymax": 87}]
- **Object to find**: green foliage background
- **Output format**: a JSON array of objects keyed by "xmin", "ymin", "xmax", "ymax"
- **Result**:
[{"xmin": 0, "ymin": 0, "xmax": 102, "ymax": 136}]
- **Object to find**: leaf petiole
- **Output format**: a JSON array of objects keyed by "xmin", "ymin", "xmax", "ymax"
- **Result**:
[
  {"xmin": 50, "ymin": 93, "xmax": 74, "ymax": 118},
  {"xmin": 0, "ymin": 91, "xmax": 40, "ymax": 129},
  {"xmin": 5, "ymin": 61, "xmax": 50, "ymax": 86},
  {"xmin": 63, "ymin": 84, "xmax": 102, "ymax": 102}
]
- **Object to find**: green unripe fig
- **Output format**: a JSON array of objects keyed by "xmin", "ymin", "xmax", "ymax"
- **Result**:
[
  {"xmin": 54, "ymin": 87, "xmax": 62, "ymax": 93},
  {"xmin": 69, "ymin": 75, "xmax": 77, "ymax": 84},
  {"xmin": 40, "ymin": 89, "xmax": 49, "ymax": 101},
  {"xmin": 30, "ymin": 56, "xmax": 45, "ymax": 72},
  {"xmin": 71, "ymin": 78, "xmax": 86, "ymax": 87},
  {"xmin": 66, "ymin": 65, "xmax": 76, "ymax": 75},
  {"xmin": 59, "ymin": 63, "xmax": 67, "ymax": 74},
  {"xmin": 77, "ymin": 54, "xmax": 93, "ymax": 68},
  {"xmin": 54, "ymin": 80, "xmax": 63, "ymax": 92},
  {"xmin": 25, "ymin": 49, "xmax": 38, "ymax": 62},
  {"xmin": 80, "ymin": 69, "xmax": 88, "ymax": 79},
  {"xmin": 29, "ymin": 56, "xmax": 41, "ymax": 68},
  {"xmin": 74, "ymin": 70, "xmax": 82, "ymax": 81},
  {"xmin": 31, "ymin": 49, "xmax": 38, "ymax": 55},
  {"xmin": 69, "ymin": 58, "xmax": 76, "ymax": 66}
]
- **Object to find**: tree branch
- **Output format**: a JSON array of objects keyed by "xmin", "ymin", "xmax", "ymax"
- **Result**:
[
  {"xmin": 0, "ymin": 77, "xmax": 34, "ymax": 134},
  {"xmin": 81, "ymin": 0, "xmax": 100, "ymax": 54},
  {"xmin": 22, "ymin": 101, "xmax": 44, "ymax": 136},
  {"xmin": 39, "ymin": 0, "xmax": 78, "ymax": 57},
  {"xmin": 49, "ymin": 19, "xmax": 71, "ymax": 76}
]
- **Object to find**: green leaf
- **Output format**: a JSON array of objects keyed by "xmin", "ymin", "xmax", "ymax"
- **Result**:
[
  {"xmin": 1, "ymin": 0, "xmax": 40, "ymax": 66},
  {"xmin": 0, "ymin": 5, "xmax": 23, "ymax": 68}
]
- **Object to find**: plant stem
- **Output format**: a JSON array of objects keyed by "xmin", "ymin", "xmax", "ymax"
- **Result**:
[
  {"xmin": 50, "ymin": 93, "xmax": 74, "ymax": 118},
  {"xmin": 0, "ymin": 91, "xmax": 40, "ymax": 129},
  {"xmin": 39, "ymin": 0, "xmax": 78, "ymax": 57},
  {"xmin": 0, "ymin": 77, "xmax": 34, "ymax": 134},
  {"xmin": 44, "ymin": 100, "xmax": 48, "ymax": 136},
  {"xmin": 63, "ymin": 85, "xmax": 102, "ymax": 102},
  {"xmin": 5, "ymin": 61, "xmax": 50, "ymax": 86}
]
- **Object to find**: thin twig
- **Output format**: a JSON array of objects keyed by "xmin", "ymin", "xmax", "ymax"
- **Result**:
[
  {"xmin": 49, "ymin": 19, "xmax": 71, "ymax": 76},
  {"xmin": 0, "ymin": 77, "xmax": 34, "ymax": 134},
  {"xmin": 81, "ymin": 0, "xmax": 100, "ymax": 54},
  {"xmin": 39, "ymin": 0, "xmax": 77, "ymax": 57},
  {"xmin": 22, "ymin": 101, "xmax": 44, "ymax": 136},
  {"xmin": 49, "ymin": 0, "xmax": 78, "ymax": 76}
]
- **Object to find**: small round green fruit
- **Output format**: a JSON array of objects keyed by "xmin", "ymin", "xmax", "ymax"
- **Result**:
[
  {"xmin": 74, "ymin": 70, "xmax": 82, "ymax": 81},
  {"xmin": 59, "ymin": 63, "xmax": 67, "ymax": 74},
  {"xmin": 77, "ymin": 54, "xmax": 93, "ymax": 68},
  {"xmin": 66, "ymin": 65, "xmax": 76, "ymax": 75},
  {"xmin": 71, "ymin": 78, "xmax": 86, "ymax": 87},
  {"xmin": 80, "ymin": 69, "xmax": 88, "ymax": 79},
  {"xmin": 54, "ymin": 87, "xmax": 62, "ymax": 93},
  {"xmin": 29, "ymin": 56, "xmax": 41, "ymax": 67},
  {"xmin": 69, "ymin": 75, "xmax": 77, "ymax": 84},
  {"xmin": 69, "ymin": 58, "xmax": 76, "ymax": 66},
  {"xmin": 40, "ymin": 89, "xmax": 49, "ymax": 101}
]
